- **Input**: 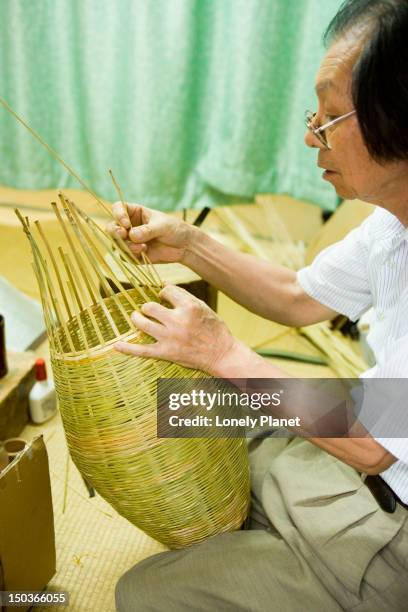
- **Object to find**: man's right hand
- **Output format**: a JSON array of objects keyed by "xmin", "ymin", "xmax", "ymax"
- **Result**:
[{"xmin": 106, "ymin": 201, "xmax": 194, "ymax": 264}]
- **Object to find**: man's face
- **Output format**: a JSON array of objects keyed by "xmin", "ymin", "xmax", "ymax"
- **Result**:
[{"xmin": 305, "ymin": 33, "xmax": 407, "ymax": 207}]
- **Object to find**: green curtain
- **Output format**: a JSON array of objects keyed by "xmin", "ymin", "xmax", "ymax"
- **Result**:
[{"xmin": 0, "ymin": 0, "xmax": 341, "ymax": 212}]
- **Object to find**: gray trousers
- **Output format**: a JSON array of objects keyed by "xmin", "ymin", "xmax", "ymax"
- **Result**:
[{"xmin": 116, "ymin": 437, "xmax": 408, "ymax": 611}]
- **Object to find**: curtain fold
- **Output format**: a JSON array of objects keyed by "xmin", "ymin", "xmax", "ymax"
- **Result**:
[{"xmin": 0, "ymin": 0, "xmax": 341, "ymax": 211}]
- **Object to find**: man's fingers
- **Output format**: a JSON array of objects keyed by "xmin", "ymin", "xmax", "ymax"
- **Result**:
[
  {"xmin": 140, "ymin": 301, "xmax": 172, "ymax": 323},
  {"xmin": 112, "ymin": 201, "xmax": 131, "ymax": 228},
  {"xmin": 130, "ymin": 310, "xmax": 163, "ymax": 339},
  {"xmin": 106, "ymin": 221, "xmax": 128, "ymax": 239},
  {"xmin": 114, "ymin": 341, "xmax": 157, "ymax": 359},
  {"xmin": 126, "ymin": 241, "xmax": 147, "ymax": 255},
  {"xmin": 159, "ymin": 284, "xmax": 199, "ymax": 307},
  {"xmin": 128, "ymin": 221, "xmax": 164, "ymax": 244}
]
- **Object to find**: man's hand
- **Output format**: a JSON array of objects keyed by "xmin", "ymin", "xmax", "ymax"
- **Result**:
[
  {"xmin": 106, "ymin": 201, "xmax": 195, "ymax": 264},
  {"xmin": 114, "ymin": 285, "xmax": 239, "ymax": 375}
]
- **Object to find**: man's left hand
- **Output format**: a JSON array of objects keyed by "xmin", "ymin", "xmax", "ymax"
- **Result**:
[{"xmin": 114, "ymin": 285, "xmax": 237, "ymax": 375}]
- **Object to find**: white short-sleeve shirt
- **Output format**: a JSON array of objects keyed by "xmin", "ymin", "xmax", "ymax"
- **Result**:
[{"xmin": 297, "ymin": 206, "xmax": 408, "ymax": 502}]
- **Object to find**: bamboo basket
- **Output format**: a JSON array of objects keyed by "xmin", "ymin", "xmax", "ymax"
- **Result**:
[{"xmin": 17, "ymin": 195, "xmax": 250, "ymax": 549}]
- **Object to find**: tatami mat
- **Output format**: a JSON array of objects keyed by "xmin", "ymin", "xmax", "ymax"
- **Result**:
[{"xmin": 22, "ymin": 414, "xmax": 165, "ymax": 612}]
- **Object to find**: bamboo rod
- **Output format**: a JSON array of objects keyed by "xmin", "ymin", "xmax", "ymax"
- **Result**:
[
  {"xmin": 31, "ymin": 262, "xmax": 58, "ymax": 353},
  {"xmin": 61, "ymin": 251, "xmax": 105, "ymax": 348},
  {"xmin": 65, "ymin": 278, "xmax": 91, "ymax": 354},
  {"xmin": 0, "ymin": 96, "xmax": 111, "ymax": 216},
  {"xmin": 15, "ymin": 208, "xmax": 75, "ymax": 351},
  {"xmin": 63, "ymin": 200, "xmax": 140, "ymax": 317},
  {"xmin": 42, "ymin": 258, "xmax": 76, "ymax": 352},
  {"xmin": 107, "ymin": 171, "xmax": 163, "ymax": 289},
  {"xmin": 70, "ymin": 201, "xmax": 157, "ymax": 301},
  {"xmin": 141, "ymin": 251, "xmax": 162, "ymax": 290},
  {"xmin": 52, "ymin": 199, "xmax": 98, "ymax": 305},
  {"xmin": 62, "ymin": 197, "xmax": 133, "ymax": 331},
  {"xmin": 108, "ymin": 169, "xmax": 158, "ymax": 285},
  {"xmin": 51, "ymin": 200, "xmax": 107, "ymax": 345},
  {"xmin": 35, "ymin": 220, "xmax": 72, "ymax": 319},
  {"xmin": 32, "ymin": 255, "xmax": 65, "ymax": 353},
  {"xmin": 1, "ymin": 95, "xmax": 160, "ymax": 294},
  {"xmin": 70, "ymin": 204, "xmax": 141, "ymax": 290},
  {"xmin": 59, "ymin": 248, "xmax": 83, "ymax": 312},
  {"xmin": 58, "ymin": 195, "xmax": 127, "ymax": 339},
  {"xmin": 103, "ymin": 219, "xmax": 159, "ymax": 291}
]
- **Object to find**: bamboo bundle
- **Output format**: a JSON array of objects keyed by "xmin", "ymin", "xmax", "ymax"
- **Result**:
[
  {"xmin": 299, "ymin": 322, "xmax": 368, "ymax": 378},
  {"xmin": 213, "ymin": 206, "xmax": 305, "ymax": 270},
  {"xmin": 213, "ymin": 206, "xmax": 368, "ymax": 377},
  {"xmin": 16, "ymin": 195, "xmax": 250, "ymax": 548}
]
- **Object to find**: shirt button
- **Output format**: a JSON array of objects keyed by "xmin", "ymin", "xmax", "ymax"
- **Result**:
[{"xmin": 377, "ymin": 311, "xmax": 385, "ymax": 320}]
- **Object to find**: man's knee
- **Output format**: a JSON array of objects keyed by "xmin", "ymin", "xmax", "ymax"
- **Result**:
[
  {"xmin": 115, "ymin": 552, "xmax": 179, "ymax": 612},
  {"xmin": 115, "ymin": 562, "xmax": 150, "ymax": 612}
]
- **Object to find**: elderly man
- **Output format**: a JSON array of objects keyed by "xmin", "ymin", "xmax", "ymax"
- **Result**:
[{"xmin": 111, "ymin": 0, "xmax": 408, "ymax": 610}]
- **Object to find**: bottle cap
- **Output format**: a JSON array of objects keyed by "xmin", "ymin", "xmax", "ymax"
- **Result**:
[{"xmin": 35, "ymin": 358, "xmax": 47, "ymax": 381}]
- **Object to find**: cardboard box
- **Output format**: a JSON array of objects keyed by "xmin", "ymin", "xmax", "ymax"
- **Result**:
[
  {"xmin": 0, "ymin": 436, "xmax": 56, "ymax": 612},
  {"xmin": 0, "ymin": 352, "xmax": 36, "ymax": 439}
]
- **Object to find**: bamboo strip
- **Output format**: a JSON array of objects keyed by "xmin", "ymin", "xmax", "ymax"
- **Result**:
[
  {"xmin": 214, "ymin": 208, "xmax": 269, "ymax": 259},
  {"xmin": 0, "ymin": 96, "xmax": 111, "ymax": 216},
  {"xmin": 16, "ymin": 210, "xmax": 75, "ymax": 352},
  {"xmin": 59, "ymin": 248, "xmax": 83, "ymax": 312},
  {"xmin": 53, "ymin": 199, "xmax": 99, "ymax": 306},
  {"xmin": 35, "ymin": 220, "xmax": 72, "ymax": 319},
  {"xmin": 299, "ymin": 322, "xmax": 368, "ymax": 377},
  {"xmin": 31, "ymin": 262, "xmax": 58, "ymax": 353},
  {"xmin": 108, "ymin": 169, "xmax": 162, "ymax": 288},
  {"xmin": 63, "ymin": 197, "xmax": 141, "ymax": 320},
  {"xmin": 65, "ymin": 279, "xmax": 91, "ymax": 352},
  {"xmin": 70, "ymin": 202, "xmax": 157, "ymax": 301},
  {"xmin": 61, "ymin": 197, "xmax": 133, "ymax": 332}
]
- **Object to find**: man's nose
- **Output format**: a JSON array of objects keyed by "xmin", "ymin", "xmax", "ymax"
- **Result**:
[{"xmin": 304, "ymin": 128, "xmax": 326, "ymax": 149}]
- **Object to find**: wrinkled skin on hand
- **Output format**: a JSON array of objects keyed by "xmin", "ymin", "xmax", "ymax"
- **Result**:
[
  {"xmin": 114, "ymin": 285, "xmax": 237, "ymax": 375},
  {"xmin": 106, "ymin": 201, "xmax": 192, "ymax": 264}
]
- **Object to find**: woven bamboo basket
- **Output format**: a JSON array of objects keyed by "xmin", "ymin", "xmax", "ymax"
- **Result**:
[{"xmin": 17, "ymin": 195, "xmax": 250, "ymax": 548}]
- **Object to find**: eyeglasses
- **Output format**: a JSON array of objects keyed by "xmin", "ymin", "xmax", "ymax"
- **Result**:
[{"xmin": 305, "ymin": 109, "xmax": 356, "ymax": 149}]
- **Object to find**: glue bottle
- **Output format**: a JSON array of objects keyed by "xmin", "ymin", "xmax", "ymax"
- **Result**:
[
  {"xmin": 28, "ymin": 358, "xmax": 57, "ymax": 423},
  {"xmin": 0, "ymin": 314, "xmax": 7, "ymax": 379}
]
